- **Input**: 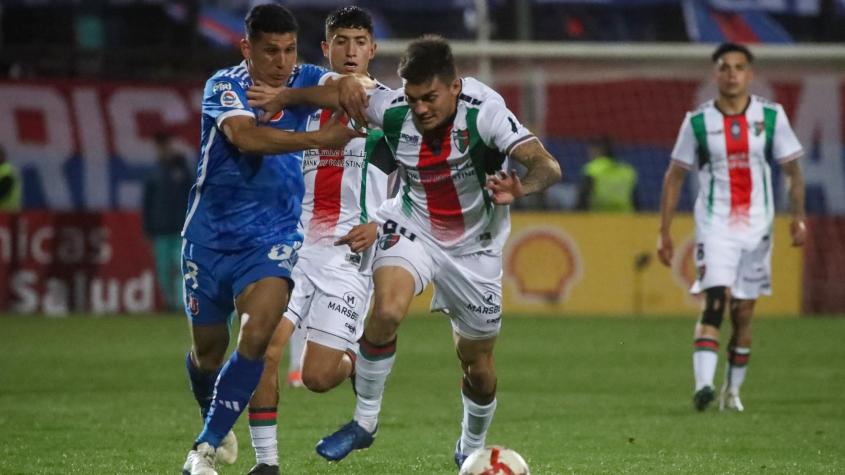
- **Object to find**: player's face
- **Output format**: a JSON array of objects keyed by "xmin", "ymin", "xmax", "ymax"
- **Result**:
[
  {"xmin": 405, "ymin": 76, "xmax": 461, "ymax": 132},
  {"xmin": 714, "ymin": 51, "xmax": 753, "ymax": 100},
  {"xmin": 241, "ymin": 32, "xmax": 298, "ymax": 88},
  {"xmin": 322, "ymin": 27, "xmax": 376, "ymax": 75}
]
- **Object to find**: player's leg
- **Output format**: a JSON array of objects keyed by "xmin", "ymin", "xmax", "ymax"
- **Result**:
[
  {"xmin": 690, "ymin": 238, "xmax": 739, "ymax": 411},
  {"xmin": 192, "ymin": 241, "xmax": 297, "ymax": 457},
  {"xmin": 454, "ymin": 334, "xmax": 498, "ymax": 467},
  {"xmin": 301, "ymin": 341, "xmax": 355, "ymax": 392},
  {"xmin": 244, "ymin": 265, "xmax": 312, "ymax": 474},
  {"xmin": 433, "ymin": 249, "xmax": 503, "ymax": 467},
  {"xmin": 316, "ymin": 226, "xmax": 433, "ymax": 461},
  {"xmin": 286, "ymin": 324, "xmax": 306, "ymax": 387},
  {"xmin": 721, "ymin": 298, "xmax": 754, "ymax": 411}
]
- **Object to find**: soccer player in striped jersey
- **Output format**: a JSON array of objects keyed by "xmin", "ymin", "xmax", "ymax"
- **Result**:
[
  {"xmin": 254, "ymin": 35, "xmax": 562, "ymax": 466},
  {"xmin": 179, "ymin": 5, "xmax": 363, "ymax": 475},
  {"xmin": 657, "ymin": 43, "xmax": 806, "ymax": 412},
  {"xmin": 242, "ymin": 7, "xmax": 394, "ymax": 475}
]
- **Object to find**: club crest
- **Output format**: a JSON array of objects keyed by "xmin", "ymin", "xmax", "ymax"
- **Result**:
[
  {"xmin": 452, "ymin": 128, "xmax": 469, "ymax": 153},
  {"xmin": 378, "ymin": 234, "xmax": 401, "ymax": 250}
]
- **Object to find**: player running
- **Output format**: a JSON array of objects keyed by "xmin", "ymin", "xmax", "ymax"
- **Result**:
[
  {"xmin": 657, "ymin": 43, "xmax": 806, "ymax": 412},
  {"xmin": 179, "ymin": 5, "xmax": 363, "ymax": 475},
  {"xmin": 243, "ymin": 7, "xmax": 394, "ymax": 475}
]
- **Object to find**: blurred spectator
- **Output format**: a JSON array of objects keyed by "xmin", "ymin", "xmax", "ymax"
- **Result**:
[
  {"xmin": 142, "ymin": 132, "xmax": 193, "ymax": 311},
  {"xmin": 0, "ymin": 145, "xmax": 22, "ymax": 212},
  {"xmin": 577, "ymin": 137, "xmax": 639, "ymax": 212}
]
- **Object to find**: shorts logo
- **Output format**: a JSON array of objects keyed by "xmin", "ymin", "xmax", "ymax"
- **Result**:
[
  {"xmin": 220, "ymin": 90, "xmax": 242, "ymax": 108},
  {"xmin": 187, "ymin": 293, "xmax": 200, "ymax": 315},
  {"xmin": 466, "ymin": 292, "xmax": 501, "ymax": 316},
  {"xmin": 344, "ymin": 292, "xmax": 356, "ymax": 307},
  {"xmin": 378, "ymin": 234, "xmax": 401, "ymax": 250},
  {"xmin": 269, "ymin": 110, "xmax": 285, "ymax": 122}
]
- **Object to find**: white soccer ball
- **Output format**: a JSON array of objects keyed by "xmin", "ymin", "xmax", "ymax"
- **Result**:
[{"xmin": 459, "ymin": 446, "xmax": 530, "ymax": 475}]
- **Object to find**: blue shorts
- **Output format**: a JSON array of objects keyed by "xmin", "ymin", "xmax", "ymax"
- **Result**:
[{"xmin": 181, "ymin": 238, "xmax": 300, "ymax": 325}]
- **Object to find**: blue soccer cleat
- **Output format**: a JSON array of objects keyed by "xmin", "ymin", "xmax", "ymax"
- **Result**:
[
  {"xmin": 316, "ymin": 420, "xmax": 376, "ymax": 461},
  {"xmin": 454, "ymin": 439, "xmax": 469, "ymax": 468}
]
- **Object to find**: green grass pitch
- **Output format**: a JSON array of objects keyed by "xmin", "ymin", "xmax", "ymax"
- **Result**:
[{"xmin": 1, "ymin": 314, "xmax": 844, "ymax": 474}]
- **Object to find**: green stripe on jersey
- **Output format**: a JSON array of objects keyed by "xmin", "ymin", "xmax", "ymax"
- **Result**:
[
  {"xmin": 381, "ymin": 105, "xmax": 413, "ymax": 216},
  {"xmin": 359, "ymin": 129, "xmax": 385, "ymax": 224},
  {"xmin": 763, "ymin": 107, "xmax": 777, "ymax": 214},
  {"xmin": 464, "ymin": 108, "xmax": 493, "ymax": 215},
  {"xmin": 690, "ymin": 112, "xmax": 709, "ymax": 168}
]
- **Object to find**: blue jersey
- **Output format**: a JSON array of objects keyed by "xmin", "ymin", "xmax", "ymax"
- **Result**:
[{"xmin": 182, "ymin": 62, "xmax": 328, "ymax": 250}]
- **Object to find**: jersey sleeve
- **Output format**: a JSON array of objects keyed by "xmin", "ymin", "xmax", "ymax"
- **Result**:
[
  {"xmin": 773, "ymin": 105, "xmax": 803, "ymax": 163},
  {"xmin": 669, "ymin": 113, "xmax": 696, "ymax": 170},
  {"xmin": 203, "ymin": 77, "xmax": 254, "ymax": 129},
  {"xmin": 363, "ymin": 84, "xmax": 395, "ymax": 129},
  {"xmin": 476, "ymin": 99, "xmax": 535, "ymax": 156}
]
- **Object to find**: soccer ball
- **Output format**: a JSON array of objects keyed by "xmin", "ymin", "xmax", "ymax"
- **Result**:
[{"xmin": 459, "ymin": 446, "xmax": 530, "ymax": 475}]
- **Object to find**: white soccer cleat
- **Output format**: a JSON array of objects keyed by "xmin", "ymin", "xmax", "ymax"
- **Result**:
[
  {"xmin": 719, "ymin": 387, "xmax": 745, "ymax": 412},
  {"xmin": 182, "ymin": 442, "xmax": 218, "ymax": 475},
  {"xmin": 216, "ymin": 430, "xmax": 238, "ymax": 465}
]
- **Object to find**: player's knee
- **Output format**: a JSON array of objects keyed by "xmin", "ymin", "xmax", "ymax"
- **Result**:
[
  {"xmin": 371, "ymin": 302, "xmax": 405, "ymax": 335},
  {"xmin": 301, "ymin": 367, "xmax": 336, "ymax": 393},
  {"xmin": 192, "ymin": 351, "xmax": 225, "ymax": 372},
  {"xmin": 701, "ymin": 286, "xmax": 727, "ymax": 328},
  {"xmin": 238, "ymin": 319, "xmax": 277, "ymax": 359}
]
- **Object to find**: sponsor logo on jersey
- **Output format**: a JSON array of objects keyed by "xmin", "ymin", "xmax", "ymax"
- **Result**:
[
  {"xmin": 730, "ymin": 120, "xmax": 742, "ymax": 139},
  {"xmin": 452, "ymin": 128, "xmax": 469, "ymax": 153},
  {"xmin": 378, "ymin": 233, "xmax": 401, "ymax": 250},
  {"xmin": 220, "ymin": 90, "xmax": 242, "ymax": 108},
  {"xmin": 400, "ymin": 132, "xmax": 420, "ymax": 145},
  {"xmin": 212, "ymin": 82, "xmax": 232, "ymax": 93}
]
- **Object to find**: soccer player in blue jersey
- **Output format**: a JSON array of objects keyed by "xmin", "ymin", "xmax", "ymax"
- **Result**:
[{"xmin": 179, "ymin": 5, "xmax": 364, "ymax": 475}]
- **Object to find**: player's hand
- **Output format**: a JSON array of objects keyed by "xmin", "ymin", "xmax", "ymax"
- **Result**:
[
  {"xmin": 316, "ymin": 113, "xmax": 366, "ymax": 149},
  {"xmin": 247, "ymin": 83, "xmax": 287, "ymax": 122},
  {"xmin": 790, "ymin": 218, "xmax": 807, "ymax": 247},
  {"xmin": 337, "ymin": 75, "xmax": 371, "ymax": 129},
  {"xmin": 486, "ymin": 170, "xmax": 524, "ymax": 205},
  {"xmin": 335, "ymin": 222, "xmax": 378, "ymax": 253},
  {"xmin": 657, "ymin": 231, "xmax": 673, "ymax": 267}
]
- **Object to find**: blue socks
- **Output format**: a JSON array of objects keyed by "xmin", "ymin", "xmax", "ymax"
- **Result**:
[
  {"xmin": 196, "ymin": 351, "xmax": 264, "ymax": 448},
  {"xmin": 186, "ymin": 352, "xmax": 220, "ymax": 419}
]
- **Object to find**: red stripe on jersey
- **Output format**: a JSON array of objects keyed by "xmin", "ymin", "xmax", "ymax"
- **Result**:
[
  {"xmin": 723, "ymin": 116, "xmax": 751, "ymax": 221},
  {"xmin": 309, "ymin": 109, "xmax": 346, "ymax": 237},
  {"xmin": 418, "ymin": 127, "xmax": 464, "ymax": 242}
]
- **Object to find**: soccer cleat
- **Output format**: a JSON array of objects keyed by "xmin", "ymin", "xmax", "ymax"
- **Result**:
[
  {"xmin": 287, "ymin": 370, "xmax": 304, "ymax": 388},
  {"xmin": 693, "ymin": 385, "xmax": 716, "ymax": 411},
  {"xmin": 454, "ymin": 439, "xmax": 469, "ymax": 468},
  {"xmin": 216, "ymin": 430, "xmax": 238, "ymax": 465},
  {"xmin": 315, "ymin": 420, "xmax": 376, "ymax": 461},
  {"xmin": 182, "ymin": 442, "xmax": 218, "ymax": 475},
  {"xmin": 719, "ymin": 387, "xmax": 745, "ymax": 412},
  {"xmin": 246, "ymin": 463, "xmax": 280, "ymax": 475}
]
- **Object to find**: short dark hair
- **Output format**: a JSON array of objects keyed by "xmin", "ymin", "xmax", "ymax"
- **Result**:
[
  {"xmin": 712, "ymin": 42, "xmax": 754, "ymax": 64},
  {"xmin": 245, "ymin": 3, "xmax": 298, "ymax": 41},
  {"xmin": 325, "ymin": 6, "xmax": 373, "ymax": 37},
  {"xmin": 398, "ymin": 35, "xmax": 456, "ymax": 85}
]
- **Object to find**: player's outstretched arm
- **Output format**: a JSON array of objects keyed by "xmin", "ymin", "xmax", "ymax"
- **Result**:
[
  {"xmin": 781, "ymin": 159, "xmax": 807, "ymax": 246},
  {"xmin": 486, "ymin": 139, "xmax": 561, "ymax": 205},
  {"xmin": 221, "ymin": 115, "xmax": 363, "ymax": 155},
  {"xmin": 657, "ymin": 161, "xmax": 688, "ymax": 266},
  {"xmin": 247, "ymin": 76, "xmax": 371, "ymax": 126}
]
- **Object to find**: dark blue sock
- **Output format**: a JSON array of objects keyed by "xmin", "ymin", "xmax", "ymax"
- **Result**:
[
  {"xmin": 185, "ymin": 352, "xmax": 220, "ymax": 420},
  {"xmin": 196, "ymin": 351, "xmax": 264, "ymax": 448}
]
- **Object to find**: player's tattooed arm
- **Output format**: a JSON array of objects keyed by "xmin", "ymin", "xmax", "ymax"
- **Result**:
[
  {"xmin": 486, "ymin": 139, "xmax": 561, "ymax": 205},
  {"xmin": 780, "ymin": 159, "xmax": 807, "ymax": 246}
]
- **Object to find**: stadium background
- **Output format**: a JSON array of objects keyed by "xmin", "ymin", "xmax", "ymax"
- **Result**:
[
  {"xmin": 1, "ymin": 0, "xmax": 843, "ymax": 316},
  {"xmin": 2, "ymin": 1, "xmax": 845, "ymax": 474}
]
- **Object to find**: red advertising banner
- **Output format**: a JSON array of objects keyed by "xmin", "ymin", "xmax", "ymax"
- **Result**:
[
  {"xmin": 802, "ymin": 217, "xmax": 845, "ymax": 315},
  {"xmin": 0, "ymin": 212, "xmax": 160, "ymax": 314}
]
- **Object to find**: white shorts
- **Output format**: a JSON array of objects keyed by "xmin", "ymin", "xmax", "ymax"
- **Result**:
[
  {"xmin": 690, "ymin": 231, "xmax": 773, "ymax": 300},
  {"xmin": 284, "ymin": 260, "xmax": 372, "ymax": 351},
  {"xmin": 372, "ymin": 230, "xmax": 503, "ymax": 340}
]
